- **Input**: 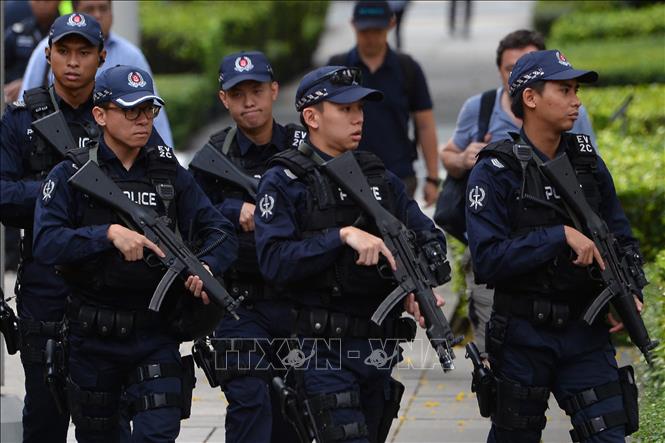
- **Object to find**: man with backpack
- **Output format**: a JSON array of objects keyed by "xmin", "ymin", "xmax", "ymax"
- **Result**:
[
  {"xmin": 439, "ymin": 30, "xmax": 596, "ymax": 355},
  {"xmin": 328, "ymin": 0, "xmax": 440, "ymax": 204}
]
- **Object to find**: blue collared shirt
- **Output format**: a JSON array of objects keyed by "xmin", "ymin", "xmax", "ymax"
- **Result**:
[
  {"xmin": 331, "ymin": 46, "xmax": 433, "ymax": 178},
  {"xmin": 19, "ymin": 32, "xmax": 174, "ymax": 146},
  {"xmin": 33, "ymin": 138, "xmax": 238, "ymax": 283}
]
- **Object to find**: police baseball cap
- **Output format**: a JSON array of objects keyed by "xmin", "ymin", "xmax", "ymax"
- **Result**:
[
  {"xmin": 93, "ymin": 65, "xmax": 164, "ymax": 108},
  {"xmin": 219, "ymin": 51, "xmax": 274, "ymax": 90},
  {"xmin": 508, "ymin": 49, "xmax": 598, "ymax": 97},
  {"xmin": 353, "ymin": 1, "xmax": 394, "ymax": 30},
  {"xmin": 49, "ymin": 13, "xmax": 104, "ymax": 47},
  {"xmin": 295, "ymin": 66, "xmax": 383, "ymax": 112}
]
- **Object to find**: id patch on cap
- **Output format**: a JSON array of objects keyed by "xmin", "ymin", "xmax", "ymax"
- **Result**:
[
  {"xmin": 42, "ymin": 178, "xmax": 57, "ymax": 205},
  {"xmin": 258, "ymin": 192, "xmax": 276, "ymax": 222},
  {"xmin": 234, "ymin": 56, "xmax": 254, "ymax": 73}
]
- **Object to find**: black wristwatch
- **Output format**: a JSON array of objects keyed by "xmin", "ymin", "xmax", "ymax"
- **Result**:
[{"xmin": 425, "ymin": 176, "xmax": 441, "ymax": 186}]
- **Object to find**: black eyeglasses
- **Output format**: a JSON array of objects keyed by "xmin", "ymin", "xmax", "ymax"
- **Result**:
[
  {"xmin": 310, "ymin": 67, "xmax": 363, "ymax": 90},
  {"xmin": 106, "ymin": 104, "xmax": 161, "ymax": 121}
]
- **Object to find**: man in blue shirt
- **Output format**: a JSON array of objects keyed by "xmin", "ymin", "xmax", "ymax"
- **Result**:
[
  {"xmin": 465, "ymin": 50, "xmax": 643, "ymax": 443},
  {"xmin": 254, "ymin": 65, "xmax": 447, "ymax": 442},
  {"xmin": 32, "ymin": 65, "xmax": 237, "ymax": 442},
  {"xmin": 440, "ymin": 29, "xmax": 597, "ymax": 356},
  {"xmin": 329, "ymin": 1, "xmax": 440, "ymax": 204},
  {"xmin": 1, "ymin": 13, "xmax": 108, "ymax": 442},
  {"xmin": 20, "ymin": 0, "xmax": 174, "ymax": 146},
  {"xmin": 189, "ymin": 50, "xmax": 303, "ymax": 443}
]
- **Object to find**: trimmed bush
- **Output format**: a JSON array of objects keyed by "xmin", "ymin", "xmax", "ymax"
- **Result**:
[
  {"xmin": 153, "ymin": 74, "xmax": 212, "ymax": 149},
  {"xmin": 556, "ymin": 35, "xmax": 665, "ymax": 86},
  {"xmin": 549, "ymin": 3, "xmax": 665, "ymax": 42},
  {"xmin": 140, "ymin": 1, "xmax": 329, "ymax": 148},
  {"xmin": 634, "ymin": 250, "xmax": 665, "ymax": 442},
  {"xmin": 598, "ymin": 130, "xmax": 665, "ymax": 261},
  {"xmin": 579, "ymin": 84, "xmax": 665, "ymax": 135},
  {"xmin": 533, "ymin": 0, "xmax": 622, "ymax": 37}
]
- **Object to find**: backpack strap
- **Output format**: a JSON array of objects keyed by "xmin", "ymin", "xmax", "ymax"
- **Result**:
[
  {"xmin": 477, "ymin": 89, "xmax": 497, "ymax": 142},
  {"xmin": 284, "ymin": 123, "xmax": 308, "ymax": 149},
  {"xmin": 395, "ymin": 52, "xmax": 417, "ymax": 110}
]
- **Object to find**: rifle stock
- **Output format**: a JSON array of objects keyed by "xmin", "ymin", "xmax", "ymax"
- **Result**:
[
  {"xmin": 31, "ymin": 110, "xmax": 79, "ymax": 157},
  {"xmin": 189, "ymin": 143, "xmax": 259, "ymax": 200},
  {"xmin": 541, "ymin": 154, "xmax": 658, "ymax": 364},
  {"xmin": 321, "ymin": 152, "xmax": 461, "ymax": 371},
  {"xmin": 68, "ymin": 160, "xmax": 240, "ymax": 319}
]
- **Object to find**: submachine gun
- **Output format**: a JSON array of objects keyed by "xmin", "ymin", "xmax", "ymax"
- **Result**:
[
  {"xmin": 67, "ymin": 159, "xmax": 240, "ymax": 318},
  {"xmin": 541, "ymin": 154, "xmax": 658, "ymax": 364},
  {"xmin": 30, "ymin": 110, "xmax": 241, "ymax": 319},
  {"xmin": 188, "ymin": 142, "xmax": 259, "ymax": 200},
  {"xmin": 320, "ymin": 151, "xmax": 462, "ymax": 372}
]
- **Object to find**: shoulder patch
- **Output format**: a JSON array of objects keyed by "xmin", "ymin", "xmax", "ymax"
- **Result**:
[
  {"xmin": 41, "ymin": 178, "xmax": 57, "ymax": 205},
  {"xmin": 468, "ymin": 184, "xmax": 486, "ymax": 213},
  {"xmin": 11, "ymin": 22, "xmax": 24, "ymax": 33},
  {"xmin": 10, "ymin": 98, "xmax": 26, "ymax": 109},
  {"xmin": 258, "ymin": 192, "xmax": 276, "ymax": 222},
  {"xmin": 283, "ymin": 168, "xmax": 298, "ymax": 180},
  {"xmin": 571, "ymin": 133, "xmax": 595, "ymax": 154}
]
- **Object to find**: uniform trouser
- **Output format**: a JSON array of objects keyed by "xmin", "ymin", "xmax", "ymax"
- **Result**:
[
  {"xmin": 487, "ymin": 315, "xmax": 625, "ymax": 443},
  {"xmin": 299, "ymin": 337, "xmax": 401, "ymax": 443},
  {"xmin": 68, "ymin": 323, "xmax": 182, "ymax": 443},
  {"xmin": 20, "ymin": 335, "xmax": 70, "ymax": 443},
  {"xmin": 213, "ymin": 300, "xmax": 299, "ymax": 443},
  {"xmin": 463, "ymin": 249, "xmax": 493, "ymax": 355},
  {"xmin": 17, "ymin": 289, "xmax": 70, "ymax": 443}
]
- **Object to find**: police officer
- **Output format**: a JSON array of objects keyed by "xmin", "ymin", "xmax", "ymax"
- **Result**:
[
  {"xmin": 1, "ymin": 13, "xmax": 107, "ymax": 443},
  {"xmin": 189, "ymin": 50, "xmax": 304, "ymax": 443},
  {"xmin": 254, "ymin": 66, "xmax": 447, "ymax": 442},
  {"xmin": 3, "ymin": 0, "xmax": 60, "ymax": 101},
  {"xmin": 31, "ymin": 64, "xmax": 238, "ymax": 442},
  {"xmin": 466, "ymin": 50, "xmax": 644, "ymax": 442}
]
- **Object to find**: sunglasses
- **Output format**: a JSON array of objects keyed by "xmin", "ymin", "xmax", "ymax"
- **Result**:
[{"xmin": 309, "ymin": 67, "xmax": 363, "ymax": 90}]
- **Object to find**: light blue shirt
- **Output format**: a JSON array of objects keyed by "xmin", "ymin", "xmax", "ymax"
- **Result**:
[
  {"xmin": 20, "ymin": 31, "xmax": 173, "ymax": 147},
  {"xmin": 451, "ymin": 87, "xmax": 597, "ymax": 151}
]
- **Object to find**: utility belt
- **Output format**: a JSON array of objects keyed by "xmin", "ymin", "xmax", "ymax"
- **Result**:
[
  {"xmin": 66, "ymin": 295, "xmax": 163, "ymax": 339},
  {"xmin": 226, "ymin": 278, "xmax": 275, "ymax": 303},
  {"xmin": 295, "ymin": 308, "xmax": 416, "ymax": 341},
  {"xmin": 19, "ymin": 318, "xmax": 63, "ymax": 364},
  {"xmin": 493, "ymin": 292, "xmax": 588, "ymax": 329}
]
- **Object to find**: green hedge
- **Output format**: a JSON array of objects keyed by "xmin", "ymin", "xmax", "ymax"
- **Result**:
[
  {"xmin": 556, "ymin": 35, "xmax": 665, "ymax": 86},
  {"xmin": 579, "ymin": 84, "xmax": 665, "ymax": 135},
  {"xmin": 153, "ymin": 74, "xmax": 212, "ymax": 149},
  {"xmin": 634, "ymin": 250, "xmax": 665, "ymax": 441},
  {"xmin": 532, "ymin": 0, "xmax": 623, "ymax": 37},
  {"xmin": 140, "ymin": 1, "xmax": 329, "ymax": 148},
  {"xmin": 598, "ymin": 130, "xmax": 665, "ymax": 261},
  {"xmin": 549, "ymin": 3, "xmax": 665, "ymax": 42}
]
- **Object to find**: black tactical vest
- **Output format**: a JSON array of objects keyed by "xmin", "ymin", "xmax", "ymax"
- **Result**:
[
  {"xmin": 477, "ymin": 133, "xmax": 604, "ymax": 300},
  {"xmin": 268, "ymin": 147, "xmax": 399, "ymax": 304},
  {"xmin": 207, "ymin": 125, "xmax": 306, "ymax": 280},
  {"xmin": 63, "ymin": 145, "xmax": 179, "ymax": 309},
  {"xmin": 22, "ymin": 86, "xmax": 96, "ymax": 179}
]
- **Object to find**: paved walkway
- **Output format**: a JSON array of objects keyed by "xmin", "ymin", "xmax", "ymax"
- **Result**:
[{"xmin": 6, "ymin": 2, "xmax": 639, "ymax": 442}]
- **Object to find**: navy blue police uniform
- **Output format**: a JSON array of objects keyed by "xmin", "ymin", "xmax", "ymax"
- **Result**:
[
  {"xmin": 4, "ymin": 14, "xmax": 50, "ymax": 82},
  {"xmin": 254, "ymin": 66, "xmax": 447, "ymax": 442},
  {"xmin": 32, "ymin": 65, "xmax": 238, "ymax": 443},
  {"xmin": 0, "ymin": 14, "xmax": 109, "ymax": 443},
  {"xmin": 466, "ymin": 50, "xmax": 643, "ymax": 443},
  {"xmin": 189, "ymin": 51, "xmax": 305, "ymax": 443}
]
